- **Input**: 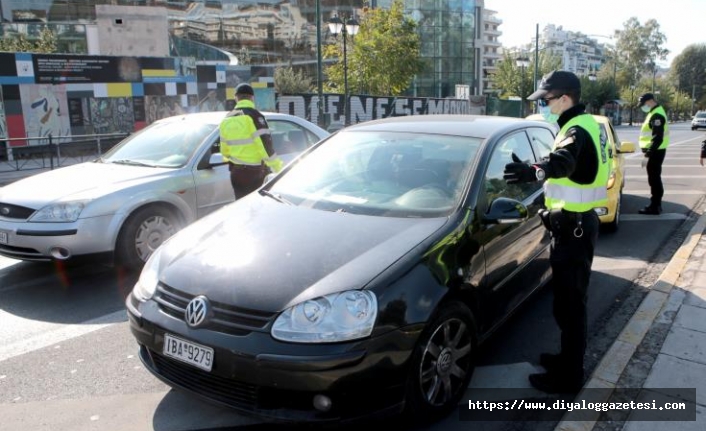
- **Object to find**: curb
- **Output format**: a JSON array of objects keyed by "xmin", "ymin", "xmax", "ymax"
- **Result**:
[{"xmin": 554, "ymin": 204, "xmax": 706, "ymax": 431}]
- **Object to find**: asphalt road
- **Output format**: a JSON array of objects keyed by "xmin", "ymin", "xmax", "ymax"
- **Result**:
[{"xmin": 0, "ymin": 122, "xmax": 704, "ymax": 431}]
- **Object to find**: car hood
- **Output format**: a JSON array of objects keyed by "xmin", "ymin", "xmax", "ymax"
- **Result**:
[
  {"xmin": 0, "ymin": 162, "xmax": 174, "ymax": 207},
  {"xmin": 158, "ymin": 196, "xmax": 447, "ymax": 312}
]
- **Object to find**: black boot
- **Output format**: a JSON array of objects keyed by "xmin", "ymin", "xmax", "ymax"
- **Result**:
[
  {"xmin": 638, "ymin": 205, "xmax": 661, "ymax": 215},
  {"xmin": 529, "ymin": 371, "xmax": 583, "ymax": 394},
  {"xmin": 539, "ymin": 353, "xmax": 562, "ymax": 371}
]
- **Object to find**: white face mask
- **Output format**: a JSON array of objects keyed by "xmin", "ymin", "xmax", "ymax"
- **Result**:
[
  {"xmin": 641, "ymin": 105, "xmax": 651, "ymax": 113},
  {"xmin": 539, "ymin": 105, "xmax": 560, "ymax": 124}
]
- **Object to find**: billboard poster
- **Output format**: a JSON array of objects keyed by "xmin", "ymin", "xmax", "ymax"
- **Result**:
[
  {"xmin": 20, "ymin": 84, "xmax": 71, "ymax": 144},
  {"xmin": 88, "ymin": 98, "xmax": 135, "ymax": 134}
]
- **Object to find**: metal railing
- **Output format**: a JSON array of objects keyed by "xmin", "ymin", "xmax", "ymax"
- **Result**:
[{"xmin": 0, "ymin": 133, "xmax": 128, "ymax": 173}]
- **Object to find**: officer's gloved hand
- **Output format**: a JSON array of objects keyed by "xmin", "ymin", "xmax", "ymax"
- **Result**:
[
  {"xmin": 504, "ymin": 153, "xmax": 535, "ymax": 184},
  {"xmin": 644, "ymin": 149, "xmax": 653, "ymax": 158}
]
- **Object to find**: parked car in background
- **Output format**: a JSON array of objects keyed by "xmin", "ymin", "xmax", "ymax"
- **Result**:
[
  {"xmin": 692, "ymin": 111, "xmax": 706, "ymax": 130},
  {"xmin": 0, "ymin": 112, "xmax": 328, "ymax": 269},
  {"xmin": 127, "ymin": 115, "xmax": 555, "ymax": 424},
  {"xmin": 526, "ymin": 114, "xmax": 636, "ymax": 231}
]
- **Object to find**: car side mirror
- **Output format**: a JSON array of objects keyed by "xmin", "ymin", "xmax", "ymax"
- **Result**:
[
  {"xmin": 617, "ymin": 141, "xmax": 636, "ymax": 154},
  {"xmin": 208, "ymin": 153, "xmax": 228, "ymax": 168},
  {"xmin": 483, "ymin": 197, "xmax": 528, "ymax": 224}
]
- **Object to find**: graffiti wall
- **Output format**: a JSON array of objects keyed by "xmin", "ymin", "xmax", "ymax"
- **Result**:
[{"xmin": 0, "ymin": 52, "xmax": 472, "ymax": 147}]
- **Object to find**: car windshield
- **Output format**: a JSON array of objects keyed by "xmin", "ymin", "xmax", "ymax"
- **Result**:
[
  {"xmin": 696, "ymin": 113, "xmax": 706, "ymax": 118},
  {"xmin": 269, "ymin": 130, "xmax": 481, "ymax": 218},
  {"xmin": 101, "ymin": 120, "xmax": 216, "ymax": 168}
]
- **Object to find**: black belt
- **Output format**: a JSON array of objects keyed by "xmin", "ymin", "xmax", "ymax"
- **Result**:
[{"xmin": 230, "ymin": 163, "xmax": 264, "ymax": 170}]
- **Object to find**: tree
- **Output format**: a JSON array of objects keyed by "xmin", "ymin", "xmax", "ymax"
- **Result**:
[
  {"xmin": 669, "ymin": 44, "xmax": 706, "ymax": 113},
  {"xmin": 274, "ymin": 66, "xmax": 313, "ymax": 94},
  {"xmin": 0, "ymin": 27, "xmax": 57, "ymax": 53},
  {"xmin": 613, "ymin": 18, "xmax": 668, "ymax": 89},
  {"xmin": 492, "ymin": 51, "xmax": 561, "ymax": 100},
  {"xmin": 323, "ymin": 0, "xmax": 424, "ymax": 96}
]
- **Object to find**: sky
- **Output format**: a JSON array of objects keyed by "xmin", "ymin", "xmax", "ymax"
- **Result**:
[{"xmin": 484, "ymin": 0, "xmax": 706, "ymax": 67}]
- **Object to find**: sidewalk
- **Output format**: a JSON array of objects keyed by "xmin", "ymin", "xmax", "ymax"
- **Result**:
[{"xmin": 556, "ymin": 209, "xmax": 706, "ymax": 430}]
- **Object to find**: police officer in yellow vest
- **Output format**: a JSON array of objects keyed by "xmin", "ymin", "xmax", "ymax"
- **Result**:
[
  {"xmin": 637, "ymin": 93, "xmax": 669, "ymax": 214},
  {"xmin": 504, "ymin": 71, "xmax": 609, "ymax": 393},
  {"xmin": 220, "ymin": 83, "xmax": 283, "ymax": 199}
]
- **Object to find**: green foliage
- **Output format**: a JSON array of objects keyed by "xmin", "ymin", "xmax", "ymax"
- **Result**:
[
  {"xmin": 274, "ymin": 66, "xmax": 313, "ymax": 94},
  {"xmin": 492, "ymin": 51, "xmax": 561, "ymax": 100},
  {"xmin": 0, "ymin": 27, "xmax": 57, "ymax": 53},
  {"xmin": 323, "ymin": 0, "xmax": 424, "ymax": 96},
  {"xmin": 613, "ymin": 17, "xmax": 668, "ymax": 88},
  {"xmin": 669, "ymin": 44, "xmax": 706, "ymax": 112}
]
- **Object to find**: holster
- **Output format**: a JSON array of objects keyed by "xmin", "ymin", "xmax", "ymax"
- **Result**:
[{"xmin": 541, "ymin": 208, "xmax": 582, "ymax": 239}]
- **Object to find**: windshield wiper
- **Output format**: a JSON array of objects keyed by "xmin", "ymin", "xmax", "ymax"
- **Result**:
[
  {"xmin": 258, "ymin": 189, "xmax": 293, "ymax": 205},
  {"xmin": 110, "ymin": 159, "xmax": 156, "ymax": 167}
]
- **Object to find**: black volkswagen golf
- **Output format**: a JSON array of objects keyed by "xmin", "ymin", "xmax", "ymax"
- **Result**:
[{"xmin": 127, "ymin": 115, "xmax": 555, "ymax": 424}]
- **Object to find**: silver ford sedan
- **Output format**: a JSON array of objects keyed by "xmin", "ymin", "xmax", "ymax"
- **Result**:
[{"xmin": 0, "ymin": 112, "xmax": 328, "ymax": 269}]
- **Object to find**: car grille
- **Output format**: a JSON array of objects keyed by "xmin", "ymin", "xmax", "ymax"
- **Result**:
[
  {"xmin": 0, "ymin": 202, "xmax": 35, "ymax": 220},
  {"xmin": 154, "ymin": 283, "xmax": 277, "ymax": 336},
  {"xmin": 149, "ymin": 349, "xmax": 259, "ymax": 407}
]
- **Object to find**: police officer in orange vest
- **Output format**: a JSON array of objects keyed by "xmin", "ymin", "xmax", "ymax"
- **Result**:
[{"xmin": 219, "ymin": 83, "xmax": 283, "ymax": 199}]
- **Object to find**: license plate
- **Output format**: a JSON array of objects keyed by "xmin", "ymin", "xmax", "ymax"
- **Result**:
[
  {"xmin": 0, "ymin": 231, "xmax": 7, "ymax": 245},
  {"xmin": 163, "ymin": 333, "xmax": 214, "ymax": 372}
]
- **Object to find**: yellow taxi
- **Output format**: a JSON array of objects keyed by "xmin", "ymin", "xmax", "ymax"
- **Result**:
[{"xmin": 526, "ymin": 114, "xmax": 636, "ymax": 232}]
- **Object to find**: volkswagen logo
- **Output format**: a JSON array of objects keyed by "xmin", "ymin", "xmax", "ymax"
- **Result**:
[
  {"xmin": 185, "ymin": 296, "xmax": 211, "ymax": 328},
  {"xmin": 0, "ymin": 207, "xmax": 9, "ymax": 216}
]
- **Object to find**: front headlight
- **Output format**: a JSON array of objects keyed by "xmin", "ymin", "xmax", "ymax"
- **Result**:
[
  {"xmin": 29, "ymin": 200, "xmax": 90, "ymax": 222},
  {"xmin": 271, "ymin": 290, "xmax": 378, "ymax": 343},
  {"xmin": 132, "ymin": 247, "xmax": 164, "ymax": 301}
]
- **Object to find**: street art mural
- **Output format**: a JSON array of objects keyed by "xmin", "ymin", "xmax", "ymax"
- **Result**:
[{"xmin": 0, "ymin": 52, "xmax": 471, "ymax": 148}]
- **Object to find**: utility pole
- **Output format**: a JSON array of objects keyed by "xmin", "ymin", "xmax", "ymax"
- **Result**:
[{"xmin": 315, "ymin": 0, "xmax": 325, "ymax": 128}]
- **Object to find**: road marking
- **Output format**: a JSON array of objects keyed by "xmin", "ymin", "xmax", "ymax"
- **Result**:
[
  {"xmin": 0, "ymin": 257, "xmax": 21, "ymax": 272},
  {"xmin": 620, "ymin": 213, "xmax": 688, "ymax": 221},
  {"xmin": 627, "ymin": 190, "xmax": 705, "ymax": 195},
  {"xmin": 0, "ymin": 310, "xmax": 126, "ymax": 363},
  {"xmin": 593, "ymin": 256, "xmax": 644, "ymax": 271}
]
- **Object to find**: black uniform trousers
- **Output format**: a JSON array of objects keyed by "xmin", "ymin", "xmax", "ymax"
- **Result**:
[
  {"xmin": 645, "ymin": 149, "xmax": 666, "ymax": 208},
  {"xmin": 229, "ymin": 163, "xmax": 267, "ymax": 200},
  {"xmin": 548, "ymin": 209, "xmax": 599, "ymax": 381}
]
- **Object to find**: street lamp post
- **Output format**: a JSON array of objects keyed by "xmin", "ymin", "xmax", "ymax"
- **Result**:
[
  {"xmin": 328, "ymin": 15, "xmax": 359, "ymax": 126},
  {"xmin": 629, "ymin": 84, "xmax": 636, "ymax": 126},
  {"xmin": 516, "ymin": 56, "xmax": 530, "ymax": 117}
]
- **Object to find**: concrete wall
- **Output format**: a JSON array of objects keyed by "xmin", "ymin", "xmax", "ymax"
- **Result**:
[{"xmin": 95, "ymin": 5, "xmax": 169, "ymax": 57}]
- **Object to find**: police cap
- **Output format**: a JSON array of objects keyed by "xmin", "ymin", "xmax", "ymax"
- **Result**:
[
  {"xmin": 638, "ymin": 93, "xmax": 655, "ymax": 106},
  {"xmin": 527, "ymin": 70, "xmax": 581, "ymax": 101},
  {"xmin": 235, "ymin": 83, "xmax": 254, "ymax": 96}
]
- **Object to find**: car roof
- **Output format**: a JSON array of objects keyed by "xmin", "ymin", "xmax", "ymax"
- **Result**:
[
  {"xmin": 526, "ymin": 113, "xmax": 610, "ymax": 124},
  {"xmin": 152, "ymin": 111, "xmax": 311, "ymax": 126},
  {"xmin": 342, "ymin": 115, "xmax": 542, "ymax": 139}
]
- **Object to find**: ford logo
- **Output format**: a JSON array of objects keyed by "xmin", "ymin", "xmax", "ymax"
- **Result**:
[
  {"xmin": 185, "ymin": 296, "xmax": 211, "ymax": 328},
  {"xmin": 0, "ymin": 207, "xmax": 9, "ymax": 216}
]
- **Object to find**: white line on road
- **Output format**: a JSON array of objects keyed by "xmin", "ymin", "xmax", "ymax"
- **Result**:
[
  {"xmin": 620, "ymin": 213, "xmax": 688, "ymax": 221},
  {"xmin": 626, "ymin": 190, "xmax": 705, "ymax": 195},
  {"xmin": 0, "ymin": 310, "xmax": 127, "ymax": 363}
]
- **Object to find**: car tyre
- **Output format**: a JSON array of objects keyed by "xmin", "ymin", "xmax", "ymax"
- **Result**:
[
  {"xmin": 604, "ymin": 191, "xmax": 621, "ymax": 233},
  {"xmin": 116, "ymin": 205, "xmax": 181, "ymax": 271},
  {"xmin": 403, "ymin": 301, "xmax": 477, "ymax": 424}
]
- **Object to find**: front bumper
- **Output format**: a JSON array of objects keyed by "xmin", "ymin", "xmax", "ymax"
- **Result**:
[
  {"xmin": 126, "ymin": 293, "xmax": 422, "ymax": 423},
  {"xmin": 0, "ymin": 214, "xmax": 115, "ymax": 261}
]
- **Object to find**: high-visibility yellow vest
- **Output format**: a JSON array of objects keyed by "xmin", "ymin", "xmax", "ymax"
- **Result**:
[
  {"xmin": 219, "ymin": 100, "xmax": 283, "ymax": 172},
  {"xmin": 639, "ymin": 105, "xmax": 670, "ymax": 151},
  {"xmin": 544, "ymin": 114, "xmax": 610, "ymax": 212}
]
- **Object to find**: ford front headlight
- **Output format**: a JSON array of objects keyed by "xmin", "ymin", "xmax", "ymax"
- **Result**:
[
  {"xmin": 29, "ymin": 200, "xmax": 90, "ymax": 222},
  {"xmin": 271, "ymin": 290, "xmax": 378, "ymax": 343}
]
